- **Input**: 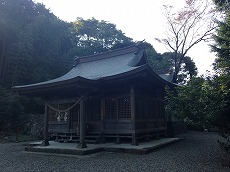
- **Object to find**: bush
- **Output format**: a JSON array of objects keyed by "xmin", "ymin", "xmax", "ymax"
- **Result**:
[{"xmin": 24, "ymin": 113, "xmax": 44, "ymax": 139}]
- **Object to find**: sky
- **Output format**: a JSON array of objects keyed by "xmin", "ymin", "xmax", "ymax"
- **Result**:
[{"xmin": 33, "ymin": 0, "xmax": 216, "ymax": 75}]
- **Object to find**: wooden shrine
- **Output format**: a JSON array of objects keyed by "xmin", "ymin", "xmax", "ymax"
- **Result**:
[{"xmin": 13, "ymin": 42, "xmax": 175, "ymax": 148}]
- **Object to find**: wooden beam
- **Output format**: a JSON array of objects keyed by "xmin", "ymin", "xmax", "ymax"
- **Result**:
[{"xmin": 47, "ymin": 97, "xmax": 81, "ymax": 104}]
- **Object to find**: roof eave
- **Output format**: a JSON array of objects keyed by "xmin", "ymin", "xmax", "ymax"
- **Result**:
[
  {"xmin": 145, "ymin": 65, "xmax": 177, "ymax": 87},
  {"xmin": 12, "ymin": 76, "xmax": 97, "ymax": 94},
  {"xmin": 99, "ymin": 65, "xmax": 176, "ymax": 87}
]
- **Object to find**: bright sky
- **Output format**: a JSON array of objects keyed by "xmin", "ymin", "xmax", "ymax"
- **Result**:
[{"xmin": 33, "ymin": 0, "xmax": 216, "ymax": 75}]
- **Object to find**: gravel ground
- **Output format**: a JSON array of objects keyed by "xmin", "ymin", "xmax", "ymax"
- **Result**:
[{"xmin": 0, "ymin": 131, "xmax": 229, "ymax": 172}]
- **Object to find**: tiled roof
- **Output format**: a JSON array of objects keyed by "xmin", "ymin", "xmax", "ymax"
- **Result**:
[{"xmin": 13, "ymin": 42, "xmax": 174, "ymax": 91}]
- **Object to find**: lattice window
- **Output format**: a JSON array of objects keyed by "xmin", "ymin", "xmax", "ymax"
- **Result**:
[
  {"xmin": 118, "ymin": 98, "xmax": 131, "ymax": 118},
  {"xmin": 105, "ymin": 98, "xmax": 117, "ymax": 119},
  {"xmin": 105, "ymin": 97, "xmax": 131, "ymax": 119}
]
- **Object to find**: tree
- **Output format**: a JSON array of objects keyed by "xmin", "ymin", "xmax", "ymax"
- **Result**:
[
  {"xmin": 212, "ymin": 4, "xmax": 230, "ymax": 75},
  {"xmin": 69, "ymin": 18, "xmax": 133, "ymax": 56},
  {"xmin": 213, "ymin": 0, "xmax": 230, "ymax": 11},
  {"xmin": 165, "ymin": 75, "xmax": 227, "ymax": 133},
  {"xmin": 166, "ymin": 77, "xmax": 212, "ymax": 129},
  {"xmin": 211, "ymin": 0, "xmax": 230, "ymax": 154},
  {"xmin": 161, "ymin": 52, "xmax": 197, "ymax": 84},
  {"xmin": 212, "ymin": 0, "xmax": 230, "ymax": 125},
  {"xmin": 0, "ymin": 0, "xmax": 73, "ymax": 87},
  {"xmin": 141, "ymin": 42, "xmax": 197, "ymax": 84},
  {"xmin": 166, "ymin": 0, "xmax": 230, "ymax": 155},
  {"xmin": 156, "ymin": 0, "xmax": 217, "ymax": 83},
  {"xmin": 0, "ymin": 85, "xmax": 25, "ymax": 132},
  {"xmin": 140, "ymin": 42, "xmax": 166, "ymax": 69},
  {"xmin": 0, "ymin": 0, "xmax": 74, "ymax": 134}
]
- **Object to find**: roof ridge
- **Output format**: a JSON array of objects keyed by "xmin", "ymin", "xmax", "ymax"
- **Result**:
[{"xmin": 73, "ymin": 43, "xmax": 141, "ymax": 66}]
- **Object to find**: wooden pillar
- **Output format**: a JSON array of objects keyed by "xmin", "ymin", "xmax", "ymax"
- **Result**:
[
  {"xmin": 162, "ymin": 88, "xmax": 167, "ymax": 137},
  {"xmin": 131, "ymin": 85, "xmax": 138, "ymax": 145},
  {"xmin": 41, "ymin": 104, "xmax": 49, "ymax": 146},
  {"xmin": 155, "ymin": 99, "xmax": 160, "ymax": 139},
  {"xmin": 101, "ymin": 98, "xmax": 105, "ymax": 143},
  {"xmin": 77, "ymin": 97, "xmax": 87, "ymax": 149}
]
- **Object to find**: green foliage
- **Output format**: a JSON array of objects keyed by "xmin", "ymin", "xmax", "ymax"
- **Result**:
[
  {"xmin": 142, "ymin": 42, "xmax": 166, "ymax": 70},
  {"xmin": 213, "ymin": 0, "xmax": 230, "ymax": 11},
  {"xmin": 0, "ymin": 85, "xmax": 44, "ymax": 133},
  {"xmin": 70, "ymin": 17, "xmax": 133, "ymax": 56},
  {"xmin": 0, "ymin": 0, "xmax": 73, "ymax": 86},
  {"xmin": 0, "ymin": 85, "xmax": 24, "ymax": 131},
  {"xmin": 161, "ymin": 52, "xmax": 197, "ymax": 84},
  {"xmin": 144, "ymin": 43, "xmax": 197, "ymax": 84},
  {"xmin": 166, "ymin": 77, "xmax": 204, "ymax": 128},
  {"xmin": 165, "ymin": 76, "xmax": 224, "ymax": 129},
  {"xmin": 211, "ymin": 0, "xmax": 230, "ymax": 154},
  {"xmin": 212, "ymin": 14, "xmax": 230, "ymax": 74}
]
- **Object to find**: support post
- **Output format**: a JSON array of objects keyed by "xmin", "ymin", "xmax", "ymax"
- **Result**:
[
  {"xmin": 100, "ymin": 98, "xmax": 105, "ymax": 143},
  {"xmin": 162, "ymin": 98, "xmax": 167, "ymax": 137},
  {"xmin": 131, "ymin": 85, "xmax": 138, "ymax": 146},
  {"xmin": 77, "ymin": 97, "xmax": 87, "ymax": 149},
  {"xmin": 155, "ymin": 100, "xmax": 160, "ymax": 140},
  {"xmin": 41, "ymin": 104, "xmax": 49, "ymax": 146}
]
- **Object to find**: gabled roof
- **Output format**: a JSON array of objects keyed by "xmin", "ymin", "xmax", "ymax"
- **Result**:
[{"xmin": 12, "ymin": 42, "xmax": 175, "ymax": 93}]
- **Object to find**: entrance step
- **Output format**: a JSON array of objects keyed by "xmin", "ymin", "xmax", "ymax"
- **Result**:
[
  {"xmin": 54, "ymin": 132, "xmax": 101, "ymax": 144},
  {"xmin": 84, "ymin": 132, "xmax": 101, "ymax": 144}
]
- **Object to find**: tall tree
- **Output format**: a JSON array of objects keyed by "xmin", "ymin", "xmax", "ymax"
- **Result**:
[
  {"xmin": 211, "ymin": 0, "xmax": 230, "ymax": 153},
  {"xmin": 156, "ymin": 0, "xmax": 217, "ymax": 83},
  {"xmin": 0, "ymin": 0, "xmax": 73, "ymax": 86},
  {"xmin": 0, "ymin": 0, "xmax": 74, "ymax": 133},
  {"xmin": 161, "ymin": 52, "xmax": 197, "ymax": 84},
  {"xmin": 69, "ymin": 18, "xmax": 133, "ymax": 56},
  {"xmin": 212, "ymin": 1, "xmax": 230, "ymax": 75}
]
